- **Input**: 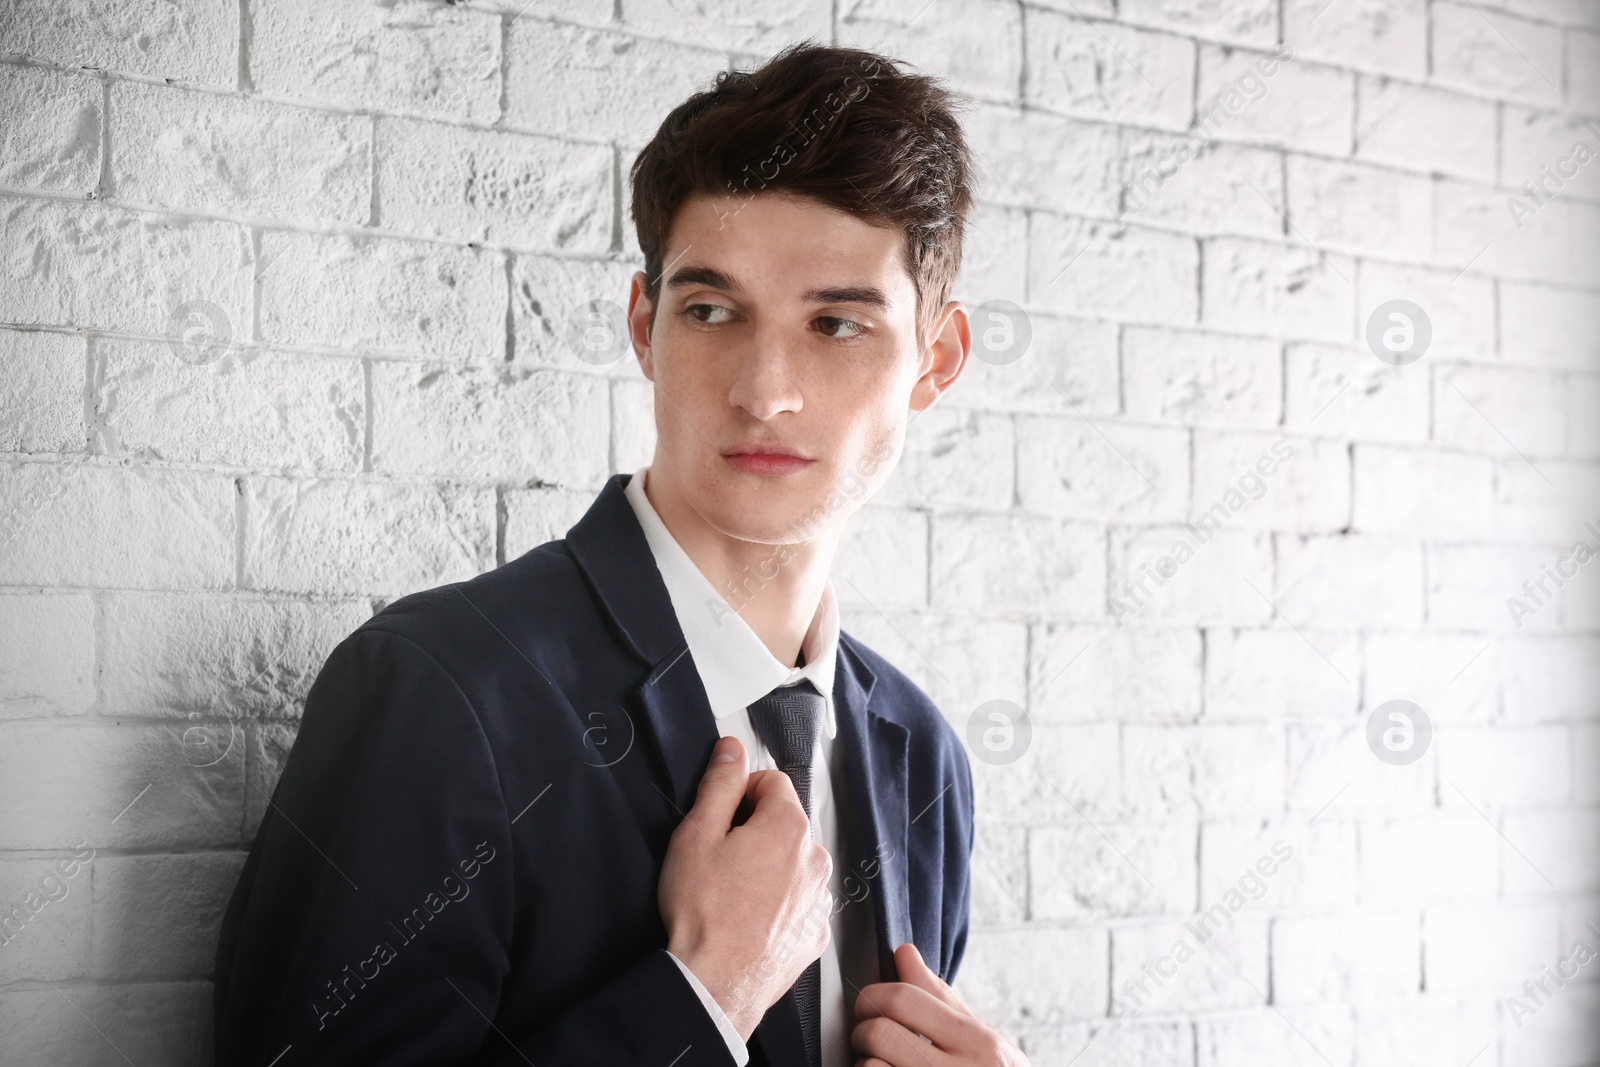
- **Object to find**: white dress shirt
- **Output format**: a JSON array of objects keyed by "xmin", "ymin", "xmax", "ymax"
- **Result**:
[{"xmin": 624, "ymin": 467, "xmax": 865, "ymax": 1067}]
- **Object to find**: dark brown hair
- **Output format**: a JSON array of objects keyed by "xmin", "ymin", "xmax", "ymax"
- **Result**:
[{"xmin": 628, "ymin": 41, "xmax": 977, "ymax": 346}]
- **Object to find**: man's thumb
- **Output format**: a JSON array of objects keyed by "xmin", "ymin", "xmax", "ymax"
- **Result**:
[
  {"xmin": 895, "ymin": 943, "xmax": 964, "ymax": 1009},
  {"xmin": 688, "ymin": 736, "xmax": 747, "ymax": 824}
]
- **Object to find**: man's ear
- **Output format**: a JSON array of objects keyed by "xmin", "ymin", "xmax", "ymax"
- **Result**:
[
  {"xmin": 909, "ymin": 300, "xmax": 970, "ymax": 414},
  {"xmin": 627, "ymin": 270, "xmax": 657, "ymax": 381}
]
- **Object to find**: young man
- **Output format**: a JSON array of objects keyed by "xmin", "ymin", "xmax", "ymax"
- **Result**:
[{"xmin": 215, "ymin": 41, "xmax": 1025, "ymax": 1067}]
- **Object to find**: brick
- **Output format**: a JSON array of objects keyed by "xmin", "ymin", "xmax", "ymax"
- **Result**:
[
  {"xmin": 243, "ymin": 722, "xmax": 296, "ymax": 839},
  {"xmin": 1364, "ymin": 632, "xmax": 1500, "ymax": 724},
  {"xmin": 1434, "ymin": 364, "xmax": 1567, "ymax": 458},
  {"xmin": 837, "ymin": 0, "xmax": 1022, "ymax": 105},
  {"xmin": 1273, "ymin": 912, "xmax": 1419, "ymax": 1003},
  {"xmin": 1202, "ymin": 237, "xmax": 1355, "ymax": 343},
  {"xmin": 1277, "ymin": 533, "xmax": 1423, "ymax": 628},
  {"xmin": 960, "ymin": 926, "xmax": 1108, "ymax": 1024},
  {"xmin": 835, "ymin": 609, "xmax": 1026, "ymax": 725},
  {"xmin": 1110, "ymin": 525, "xmax": 1273, "ymax": 625},
  {"xmin": 1443, "ymin": 722, "xmax": 1573, "ymax": 809},
  {"xmin": 1360, "ymin": 817, "xmax": 1501, "ymax": 905},
  {"xmin": 1356, "ymin": 76, "xmax": 1497, "ymax": 182},
  {"xmin": 1192, "ymin": 431, "xmax": 1349, "ymax": 532},
  {"xmin": 251, "ymin": 0, "xmax": 501, "ymax": 120},
  {"xmin": 93, "ymin": 339, "xmax": 363, "ymax": 472},
  {"xmin": 1200, "ymin": 820, "xmax": 1357, "ymax": 909},
  {"xmin": 0, "ymin": 0, "xmax": 236, "ymax": 86},
  {"xmin": 1113, "ymin": 918, "xmax": 1269, "ymax": 1014},
  {"xmin": 1197, "ymin": 1006, "xmax": 1354, "ymax": 1067},
  {"xmin": 1501, "ymin": 984, "xmax": 1600, "ymax": 1067},
  {"xmin": 1123, "ymin": 723, "xmax": 1285, "ymax": 816},
  {"xmin": 610, "ymin": 378, "xmax": 656, "ymax": 475},
  {"xmin": 90, "ymin": 852, "xmax": 245, "ymax": 978},
  {"xmin": 1287, "ymin": 720, "xmax": 1436, "ymax": 816},
  {"xmin": 0, "ymin": 64, "xmax": 100, "ymax": 195},
  {"xmin": 0, "ymin": 591, "xmax": 94, "ymax": 718},
  {"xmin": 1428, "ymin": 543, "xmax": 1558, "ymax": 633},
  {"xmin": 1351, "ymin": 445, "xmax": 1496, "ymax": 539},
  {"xmin": 0, "ymin": 195, "xmax": 250, "ymax": 337},
  {"xmin": 832, "ymin": 505, "xmax": 928, "ymax": 609},
  {"xmin": 371, "ymin": 362, "xmax": 610, "ymax": 487},
  {"xmin": 112, "ymin": 81, "xmax": 368, "ymax": 223},
  {"xmin": 257, "ymin": 230, "xmax": 505, "ymax": 361},
  {"xmin": 952, "ymin": 203, "xmax": 1028, "ymax": 309},
  {"xmin": 1283, "ymin": 342, "xmax": 1429, "ymax": 444},
  {"xmin": 1016, "ymin": 416, "xmax": 1188, "ymax": 523},
  {"xmin": 931, "ymin": 512, "xmax": 1104, "ymax": 615},
  {"xmin": 1476, "ymin": 0, "xmax": 1600, "ymax": 24},
  {"xmin": 0, "ymin": 853, "xmax": 93, "ymax": 983},
  {"xmin": 503, "ymin": 485, "xmax": 599, "ymax": 559},
  {"xmin": 99, "ymin": 593, "xmax": 367, "ymax": 721},
  {"xmin": 1436, "ymin": 177, "xmax": 1578, "ymax": 286},
  {"xmin": 1572, "ymin": 29, "xmax": 1600, "ymax": 112},
  {"xmin": 1118, "ymin": 0, "xmax": 1277, "ymax": 48},
  {"xmin": 1120, "ymin": 137, "xmax": 1286, "ymax": 239},
  {"xmin": 510, "ymin": 254, "xmax": 640, "ymax": 372},
  {"xmin": 1499, "ymin": 109, "xmax": 1600, "ymax": 206},
  {"xmin": 953, "ymin": 313, "xmax": 1119, "ymax": 418},
  {"xmin": 621, "ymin": 0, "xmax": 831, "ymax": 60},
  {"xmin": 1432, "ymin": 0, "xmax": 1565, "ymax": 108},
  {"xmin": 1284, "ymin": 0, "xmax": 1428, "ymax": 79},
  {"xmin": 1025, "ymin": 13, "xmax": 1195, "ymax": 131},
  {"xmin": 1019, "ymin": 1020, "xmax": 1192, "ymax": 1067},
  {"xmin": 1425, "ymin": 902, "xmax": 1561, "ymax": 989},
  {"xmin": 1286, "ymin": 155, "xmax": 1433, "ymax": 262},
  {"xmin": 1030, "ymin": 622, "xmax": 1202, "ymax": 721},
  {"xmin": 969, "ymin": 724, "xmax": 1124, "ymax": 831},
  {"xmin": 1030, "ymin": 820, "xmax": 1197, "ymax": 919},
  {"xmin": 1196, "ymin": 44, "xmax": 1354, "ymax": 157},
  {"xmin": 1204, "ymin": 627, "xmax": 1360, "ymax": 719},
  {"xmin": 1503, "ymin": 636, "xmax": 1600, "ymax": 721},
  {"xmin": 0, "ymin": 328, "xmax": 82, "ymax": 454},
  {"xmin": 1123, "ymin": 327, "xmax": 1280, "ymax": 427},
  {"xmin": 375, "ymin": 117, "xmax": 611, "ymax": 252},
  {"xmin": 1500, "ymin": 282, "xmax": 1600, "ymax": 371},
  {"xmin": 966, "ymin": 105, "xmax": 1121, "ymax": 218},
  {"xmin": 1357, "ymin": 259, "xmax": 1496, "ymax": 361},
  {"xmin": 0, "ymin": 463, "xmax": 233, "ymax": 590},
  {"xmin": 1029, "ymin": 215, "xmax": 1198, "ymax": 325},
  {"xmin": 241, "ymin": 476, "xmax": 494, "ymax": 597},
  {"xmin": 1571, "ymin": 376, "xmax": 1600, "ymax": 457},
  {"xmin": 0, "ymin": 723, "xmax": 243, "ymax": 850},
  {"xmin": 506, "ymin": 21, "xmax": 726, "ymax": 147},
  {"xmin": 0, "ymin": 982, "xmax": 211, "ymax": 1065},
  {"xmin": 968, "ymin": 822, "xmax": 1027, "ymax": 926},
  {"xmin": 874, "ymin": 406, "xmax": 1014, "ymax": 512}
]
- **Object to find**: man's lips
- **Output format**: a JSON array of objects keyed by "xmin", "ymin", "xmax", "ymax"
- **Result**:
[{"xmin": 723, "ymin": 449, "xmax": 814, "ymax": 476}]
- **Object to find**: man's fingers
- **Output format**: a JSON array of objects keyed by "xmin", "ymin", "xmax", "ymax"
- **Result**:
[
  {"xmin": 892, "ymin": 942, "xmax": 968, "ymax": 1012},
  {"xmin": 853, "ymin": 980, "xmax": 971, "ymax": 1055},
  {"xmin": 850, "ymin": 1012, "xmax": 951, "ymax": 1067},
  {"xmin": 684, "ymin": 736, "xmax": 747, "ymax": 831}
]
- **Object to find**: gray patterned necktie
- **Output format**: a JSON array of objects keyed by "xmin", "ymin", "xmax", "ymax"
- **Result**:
[{"xmin": 746, "ymin": 679, "xmax": 825, "ymax": 1067}]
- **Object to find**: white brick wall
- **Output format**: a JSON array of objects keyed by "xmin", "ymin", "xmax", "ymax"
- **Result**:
[{"xmin": 0, "ymin": 1, "xmax": 1596, "ymax": 1063}]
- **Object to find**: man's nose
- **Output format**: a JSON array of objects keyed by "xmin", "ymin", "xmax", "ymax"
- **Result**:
[{"xmin": 726, "ymin": 331, "xmax": 804, "ymax": 421}]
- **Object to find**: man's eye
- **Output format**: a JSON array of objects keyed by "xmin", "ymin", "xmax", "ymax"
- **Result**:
[
  {"xmin": 685, "ymin": 303, "xmax": 734, "ymax": 325},
  {"xmin": 816, "ymin": 316, "xmax": 867, "ymax": 340}
]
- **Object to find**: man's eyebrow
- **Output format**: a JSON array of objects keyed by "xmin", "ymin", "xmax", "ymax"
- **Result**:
[{"xmin": 663, "ymin": 266, "xmax": 891, "ymax": 312}]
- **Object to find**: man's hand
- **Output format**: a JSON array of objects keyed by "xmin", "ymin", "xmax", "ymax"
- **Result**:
[
  {"xmin": 658, "ymin": 735, "xmax": 834, "ymax": 1041},
  {"xmin": 851, "ymin": 943, "xmax": 1029, "ymax": 1067}
]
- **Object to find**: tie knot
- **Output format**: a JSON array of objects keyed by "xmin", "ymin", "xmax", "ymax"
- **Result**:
[{"xmin": 746, "ymin": 680, "xmax": 825, "ymax": 816}]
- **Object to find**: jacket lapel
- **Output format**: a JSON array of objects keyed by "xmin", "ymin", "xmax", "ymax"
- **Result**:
[{"xmin": 833, "ymin": 638, "xmax": 913, "ymax": 984}]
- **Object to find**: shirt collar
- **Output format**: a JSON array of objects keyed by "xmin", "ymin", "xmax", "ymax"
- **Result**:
[{"xmin": 624, "ymin": 467, "xmax": 838, "ymax": 738}]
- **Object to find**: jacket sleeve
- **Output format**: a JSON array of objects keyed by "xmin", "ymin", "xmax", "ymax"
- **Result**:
[
  {"xmin": 942, "ymin": 734, "xmax": 976, "ymax": 985},
  {"xmin": 213, "ymin": 627, "xmax": 739, "ymax": 1066}
]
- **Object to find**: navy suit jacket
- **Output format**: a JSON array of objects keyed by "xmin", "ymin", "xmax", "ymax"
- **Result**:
[{"xmin": 213, "ymin": 472, "xmax": 975, "ymax": 1065}]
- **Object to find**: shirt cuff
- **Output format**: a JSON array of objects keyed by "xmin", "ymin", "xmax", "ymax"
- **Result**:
[{"xmin": 665, "ymin": 949, "xmax": 751, "ymax": 1066}]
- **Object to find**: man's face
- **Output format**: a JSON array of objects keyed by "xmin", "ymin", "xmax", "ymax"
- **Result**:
[{"xmin": 627, "ymin": 191, "xmax": 968, "ymax": 546}]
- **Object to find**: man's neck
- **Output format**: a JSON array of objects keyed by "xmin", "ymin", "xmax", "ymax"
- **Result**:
[{"xmin": 641, "ymin": 466, "xmax": 839, "ymax": 668}]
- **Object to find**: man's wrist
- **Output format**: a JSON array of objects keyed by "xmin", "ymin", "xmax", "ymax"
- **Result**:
[
  {"xmin": 666, "ymin": 942, "xmax": 761, "ymax": 1042},
  {"xmin": 665, "ymin": 949, "xmax": 753, "ymax": 1062}
]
